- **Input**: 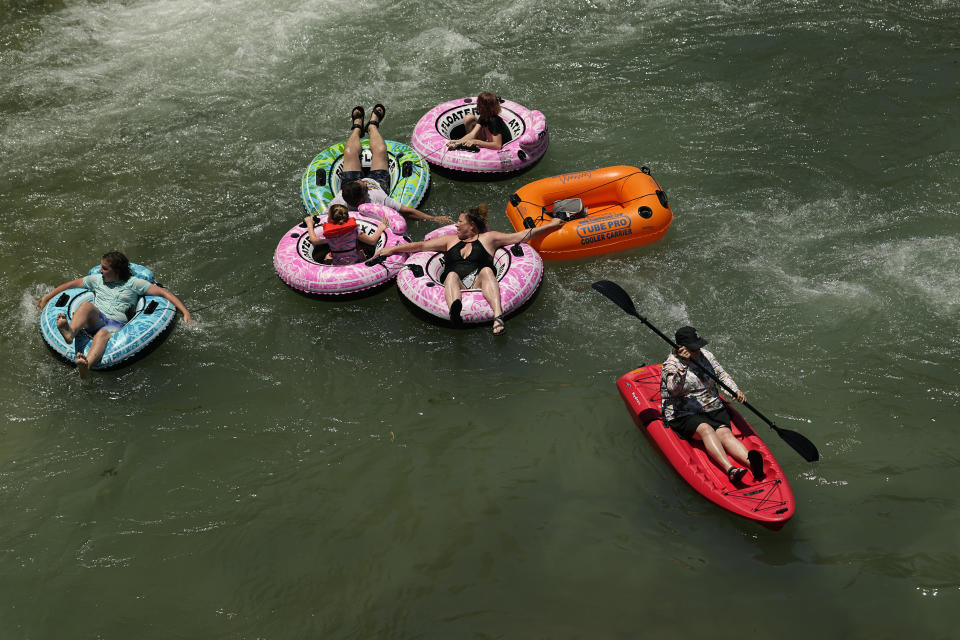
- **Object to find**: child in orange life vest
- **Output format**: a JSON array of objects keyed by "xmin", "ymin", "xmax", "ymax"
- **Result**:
[{"xmin": 303, "ymin": 204, "xmax": 387, "ymax": 265}]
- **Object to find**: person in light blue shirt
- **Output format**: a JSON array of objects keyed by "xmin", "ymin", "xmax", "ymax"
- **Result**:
[{"xmin": 37, "ymin": 251, "xmax": 191, "ymax": 378}]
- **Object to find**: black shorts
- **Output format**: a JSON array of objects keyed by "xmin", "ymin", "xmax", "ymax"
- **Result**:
[
  {"xmin": 668, "ymin": 407, "xmax": 733, "ymax": 441},
  {"xmin": 341, "ymin": 169, "xmax": 391, "ymax": 194}
]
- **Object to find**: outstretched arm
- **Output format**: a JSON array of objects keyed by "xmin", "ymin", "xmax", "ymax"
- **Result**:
[
  {"xmin": 486, "ymin": 217, "xmax": 563, "ymax": 250},
  {"xmin": 375, "ymin": 235, "xmax": 453, "ymax": 258},
  {"xmin": 399, "ymin": 205, "xmax": 453, "ymax": 225},
  {"xmin": 146, "ymin": 284, "xmax": 192, "ymax": 323},
  {"xmin": 37, "ymin": 278, "xmax": 85, "ymax": 309}
]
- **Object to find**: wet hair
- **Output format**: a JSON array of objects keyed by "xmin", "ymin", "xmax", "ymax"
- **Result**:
[
  {"xmin": 342, "ymin": 180, "xmax": 367, "ymax": 208},
  {"xmin": 461, "ymin": 203, "xmax": 489, "ymax": 233},
  {"xmin": 328, "ymin": 204, "xmax": 350, "ymax": 224},
  {"xmin": 476, "ymin": 92, "xmax": 501, "ymax": 121},
  {"xmin": 102, "ymin": 251, "xmax": 132, "ymax": 281}
]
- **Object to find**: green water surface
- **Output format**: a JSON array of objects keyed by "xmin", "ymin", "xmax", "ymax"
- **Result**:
[{"xmin": 1, "ymin": 0, "xmax": 958, "ymax": 637}]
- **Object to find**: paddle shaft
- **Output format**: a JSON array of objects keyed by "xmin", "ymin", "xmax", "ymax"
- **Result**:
[
  {"xmin": 633, "ymin": 313, "xmax": 779, "ymax": 426},
  {"xmin": 591, "ymin": 279, "xmax": 819, "ymax": 461}
]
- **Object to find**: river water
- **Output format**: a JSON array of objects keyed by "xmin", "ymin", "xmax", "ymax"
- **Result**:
[{"xmin": 2, "ymin": 0, "xmax": 958, "ymax": 637}]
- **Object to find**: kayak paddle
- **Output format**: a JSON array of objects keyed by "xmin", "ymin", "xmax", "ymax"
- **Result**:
[{"xmin": 591, "ymin": 279, "xmax": 820, "ymax": 462}]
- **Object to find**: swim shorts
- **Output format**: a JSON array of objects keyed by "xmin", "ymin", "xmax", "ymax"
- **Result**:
[
  {"xmin": 85, "ymin": 311, "xmax": 126, "ymax": 336},
  {"xmin": 340, "ymin": 170, "xmax": 391, "ymax": 194},
  {"xmin": 667, "ymin": 407, "xmax": 733, "ymax": 441}
]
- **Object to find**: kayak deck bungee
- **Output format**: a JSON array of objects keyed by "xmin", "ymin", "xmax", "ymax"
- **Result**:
[{"xmin": 617, "ymin": 364, "xmax": 795, "ymax": 528}]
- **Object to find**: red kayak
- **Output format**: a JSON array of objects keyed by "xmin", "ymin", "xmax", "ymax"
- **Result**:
[{"xmin": 617, "ymin": 364, "xmax": 795, "ymax": 528}]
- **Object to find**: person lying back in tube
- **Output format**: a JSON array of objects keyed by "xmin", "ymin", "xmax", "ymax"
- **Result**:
[
  {"xmin": 36, "ymin": 251, "xmax": 191, "ymax": 379},
  {"xmin": 374, "ymin": 203, "xmax": 561, "ymax": 335},
  {"xmin": 327, "ymin": 103, "xmax": 452, "ymax": 226}
]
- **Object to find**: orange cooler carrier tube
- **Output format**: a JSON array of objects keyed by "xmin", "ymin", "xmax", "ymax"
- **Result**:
[{"xmin": 504, "ymin": 165, "xmax": 673, "ymax": 260}]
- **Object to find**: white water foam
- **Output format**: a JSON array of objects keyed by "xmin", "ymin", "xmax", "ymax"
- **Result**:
[{"xmin": 876, "ymin": 236, "xmax": 960, "ymax": 316}]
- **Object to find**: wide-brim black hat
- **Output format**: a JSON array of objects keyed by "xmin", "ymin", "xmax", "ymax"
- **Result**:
[{"xmin": 675, "ymin": 325, "xmax": 708, "ymax": 350}]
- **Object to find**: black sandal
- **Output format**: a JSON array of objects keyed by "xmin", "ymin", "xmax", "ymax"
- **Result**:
[
  {"xmin": 366, "ymin": 103, "xmax": 386, "ymax": 130},
  {"xmin": 449, "ymin": 299, "xmax": 462, "ymax": 326},
  {"xmin": 726, "ymin": 466, "xmax": 747, "ymax": 482},
  {"xmin": 492, "ymin": 315, "xmax": 506, "ymax": 335},
  {"xmin": 350, "ymin": 105, "xmax": 365, "ymax": 131}
]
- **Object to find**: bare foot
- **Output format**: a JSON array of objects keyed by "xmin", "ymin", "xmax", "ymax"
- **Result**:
[
  {"xmin": 76, "ymin": 353, "xmax": 90, "ymax": 380},
  {"xmin": 56, "ymin": 313, "xmax": 75, "ymax": 344}
]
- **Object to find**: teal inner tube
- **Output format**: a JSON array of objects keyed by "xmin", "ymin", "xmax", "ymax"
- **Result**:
[
  {"xmin": 300, "ymin": 139, "xmax": 430, "ymax": 215},
  {"xmin": 39, "ymin": 263, "xmax": 178, "ymax": 370}
]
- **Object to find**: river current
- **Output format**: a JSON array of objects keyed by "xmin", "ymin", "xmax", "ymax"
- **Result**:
[{"xmin": 1, "ymin": 0, "xmax": 958, "ymax": 637}]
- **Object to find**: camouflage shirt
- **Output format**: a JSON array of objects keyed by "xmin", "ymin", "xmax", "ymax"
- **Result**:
[{"xmin": 660, "ymin": 348, "xmax": 740, "ymax": 423}]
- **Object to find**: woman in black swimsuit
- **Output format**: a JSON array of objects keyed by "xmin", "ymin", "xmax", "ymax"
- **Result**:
[{"xmin": 376, "ymin": 203, "xmax": 561, "ymax": 334}]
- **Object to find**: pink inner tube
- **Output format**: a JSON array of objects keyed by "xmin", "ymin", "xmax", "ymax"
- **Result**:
[
  {"xmin": 274, "ymin": 204, "xmax": 408, "ymax": 295},
  {"xmin": 410, "ymin": 97, "xmax": 549, "ymax": 174},
  {"xmin": 396, "ymin": 225, "xmax": 544, "ymax": 324}
]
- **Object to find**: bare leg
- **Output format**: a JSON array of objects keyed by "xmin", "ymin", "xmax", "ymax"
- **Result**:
[
  {"xmin": 343, "ymin": 107, "xmax": 365, "ymax": 173},
  {"xmin": 716, "ymin": 427, "xmax": 750, "ymax": 465},
  {"xmin": 58, "ymin": 301, "xmax": 100, "ymax": 344},
  {"xmin": 476, "ymin": 268, "xmax": 502, "ymax": 316},
  {"xmin": 78, "ymin": 328, "xmax": 112, "ymax": 379},
  {"xmin": 367, "ymin": 106, "xmax": 388, "ymax": 172},
  {"xmin": 475, "ymin": 268, "xmax": 505, "ymax": 334},
  {"xmin": 461, "ymin": 114, "xmax": 480, "ymax": 141},
  {"xmin": 443, "ymin": 272, "xmax": 464, "ymax": 310},
  {"xmin": 693, "ymin": 423, "xmax": 736, "ymax": 473}
]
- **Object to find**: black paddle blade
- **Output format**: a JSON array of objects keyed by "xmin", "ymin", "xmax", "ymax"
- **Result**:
[
  {"xmin": 773, "ymin": 425, "xmax": 820, "ymax": 462},
  {"xmin": 593, "ymin": 278, "xmax": 821, "ymax": 464},
  {"xmin": 591, "ymin": 280, "xmax": 640, "ymax": 318}
]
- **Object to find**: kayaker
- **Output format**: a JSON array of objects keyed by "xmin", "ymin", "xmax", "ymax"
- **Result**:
[
  {"xmin": 36, "ymin": 251, "xmax": 191, "ymax": 379},
  {"xmin": 375, "ymin": 203, "xmax": 561, "ymax": 335},
  {"xmin": 660, "ymin": 326, "xmax": 764, "ymax": 482},
  {"xmin": 446, "ymin": 91, "xmax": 507, "ymax": 151},
  {"xmin": 327, "ymin": 104, "xmax": 452, "ymax": 226}
]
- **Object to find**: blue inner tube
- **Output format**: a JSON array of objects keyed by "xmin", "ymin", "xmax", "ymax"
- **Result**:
[
  {"xmin": 39, "ymin": 263, "xmax": 178, "ymax": 370},
  {"xmin": 300, "ymin": 139, "xmax": 430, "ymax": 215}
]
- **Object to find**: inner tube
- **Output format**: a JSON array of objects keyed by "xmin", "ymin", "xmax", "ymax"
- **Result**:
[
  {"xmin": 274, "ymin": 203, "xmax": 409, "ymax": 296},
  {"xmin": 300, "ymin": 139, "xmax": 430, "ymax": 215},
  {"xmin": 411, "ymin": 97, "xmax": 549, "ymax": 174},
  {"xmin": 39, "ymin": 263, "xmax": 178, "ymax": 370},
  {"xmin": 504, "ymin": 165, "xmax": 674, "ymax": 260},
  {"xmin": 396, "ymin": 225, "xmax": 544, "ymax": 324}
]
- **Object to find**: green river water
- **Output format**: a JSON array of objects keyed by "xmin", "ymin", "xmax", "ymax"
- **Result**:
[{"xmin": 1, "ymin": 0, "xmax": 958, "ymax": 637}]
